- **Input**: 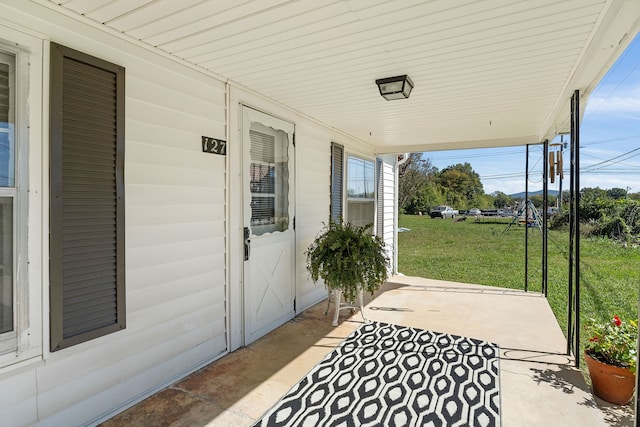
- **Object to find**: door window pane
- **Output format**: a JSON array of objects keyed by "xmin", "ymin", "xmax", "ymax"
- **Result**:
[{"xmin": 249, "ymin": 125, "xmax": 289, "ymax": 235}]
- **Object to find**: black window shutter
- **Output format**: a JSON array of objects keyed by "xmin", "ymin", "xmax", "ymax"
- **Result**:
[
  {"xmin": 330, "ymin": 142, "xmax": 343, "ymax": 222},
  {"xmin": 50, "ymin": 43, "xmax": 125, "ymax": 351},
  {"xmin": 376, "ymin": 158, "xmax": 384, "ymax": 237}
]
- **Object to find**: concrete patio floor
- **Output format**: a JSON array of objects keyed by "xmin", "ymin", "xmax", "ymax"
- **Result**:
[{"xmin": 100, "ymin": 275, "xmax": 634, "ymax": 426}]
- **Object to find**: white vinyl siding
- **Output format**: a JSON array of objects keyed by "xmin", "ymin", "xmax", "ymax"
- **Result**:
[
  {"xmin": 0, "ymin": 4, "xmax": 396, "ymax": 426},
  {"xmin": 0, "ymin": 12, "xmax": 227, "ymax": 426},
  {"xmin": 295, "ymin": 123, "xmax": 333, "ymax": 312},
  {"xmin": 377, "ymin": 155, "xmax": 397, "ymax": 273}
]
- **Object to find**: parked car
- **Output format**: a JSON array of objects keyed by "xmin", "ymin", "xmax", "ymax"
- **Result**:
[
  {"xmin": 429, "ymin": 205, "xmax": 458, "ymax": 219},
  {"xmin": 468, "ymin": 208, "xmax": 481, "ymax": 216}
]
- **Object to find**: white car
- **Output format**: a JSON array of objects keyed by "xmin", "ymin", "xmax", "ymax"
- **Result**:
[{"xmin": 429, "ymin": 205, "xmax": 458, "ymax": 219}]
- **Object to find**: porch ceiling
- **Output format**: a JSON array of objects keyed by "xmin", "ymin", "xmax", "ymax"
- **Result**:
[{"xmin": 43, "ymin": 0, "xmax": 640, "ymax": 154}]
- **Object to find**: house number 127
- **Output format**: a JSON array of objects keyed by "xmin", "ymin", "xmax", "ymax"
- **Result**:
[{"xmin": 202, "ymin": 136, "xmax": 227, "ymax": 156}]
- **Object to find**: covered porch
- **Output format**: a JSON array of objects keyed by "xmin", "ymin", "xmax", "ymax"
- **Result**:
[
  {"xmin": 0, "ymin": 2, "xmax": 638, "ymax": 425},
  {"xmin": 101, "ymin": 275, "xmax": 631, "ymax": 426}
]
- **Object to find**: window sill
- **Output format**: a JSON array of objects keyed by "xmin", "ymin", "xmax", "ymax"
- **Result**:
[{"xmin": 0, "ymin": 352, "xmax": 43, "ymax": 378}]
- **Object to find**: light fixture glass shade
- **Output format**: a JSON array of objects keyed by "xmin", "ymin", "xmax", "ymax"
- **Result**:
[{"xmin": 375, "ymin": 75, "xmax": 414, "ymax": 100}]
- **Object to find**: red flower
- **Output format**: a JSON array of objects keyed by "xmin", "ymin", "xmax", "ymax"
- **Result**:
[{"xmin": 613, "ymin": 315, "xmax": 622, "ymax": 326}]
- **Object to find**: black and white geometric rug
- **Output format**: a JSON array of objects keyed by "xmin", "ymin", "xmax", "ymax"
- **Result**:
[{"xmin": 253, "ymin": 322, "xmax": 500, "ymax": 427}]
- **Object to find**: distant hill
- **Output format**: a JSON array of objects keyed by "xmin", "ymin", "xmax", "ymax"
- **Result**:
[{"xmin": 509, "ymin": 189, "xmax": 559, "ymax": 199}]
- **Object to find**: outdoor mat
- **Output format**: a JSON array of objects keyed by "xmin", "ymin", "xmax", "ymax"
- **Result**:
[{"xmin": 253, "ymin": 321, "xmax": 501, "ymax": 427}]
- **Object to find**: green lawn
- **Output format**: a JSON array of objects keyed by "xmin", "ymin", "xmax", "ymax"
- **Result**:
[{"xmin": 398, "ymin": 214, "xmax": 639, "ymax": 358}]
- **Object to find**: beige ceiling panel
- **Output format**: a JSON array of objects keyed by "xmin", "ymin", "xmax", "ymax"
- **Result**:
[
  {"xmin": 42, "ymin": 0, "xmax": 639, "ymax": 151},
  {"xmin": 61, "ymin": 0, "xmax": 112, "ymax": 16},
  {"xmin": 84, "ymin": 0, "xmax": 153, "ymax": 24},
  {"xmin": 161, "ymin": 0, "xmax": 334, "ymax": 54},
  {"xmin": 180, "ymin": 2, "xmax": 353, "ymax": 63},
  {"xmin": 140, "ymin": 0, "xmax": 292, "ymax": 46},
  {"xmin": 106, "ymin": 0, "xmax": 205, "ymax": 32}
]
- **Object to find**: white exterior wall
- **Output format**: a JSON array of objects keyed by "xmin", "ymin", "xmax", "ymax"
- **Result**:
[
  {"xmin": 0, "ymin": 2, "xmax": 392, "ymax": 426},
  {"xmin": 294, "ymin": 122, "xmax": 333, "ymax": 312},
  {"xmin": 0, "ymin": 3, "xmax": 228, "ymax": 426},
  {"xmin": 227, "ymin": 87, "xmax": 377, "ymax": 349},
  {"xmin": 378, "ymin": 155, "xmax": 398, "ymax": 274}
]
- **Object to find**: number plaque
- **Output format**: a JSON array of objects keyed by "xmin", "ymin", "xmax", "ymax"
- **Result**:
[{"xmin": 202, "ymin": 136, "xmax": 227, "ymax": 156}]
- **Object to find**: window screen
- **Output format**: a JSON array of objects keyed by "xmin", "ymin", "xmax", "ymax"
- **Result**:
[{"xmin": 249, "ymin": 125, "xmax": 289, "ymax": 235}]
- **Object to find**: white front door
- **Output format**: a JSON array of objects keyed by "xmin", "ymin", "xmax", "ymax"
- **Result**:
[{"xmin": 242, "ymin": 106, "xmax": 295, "ymax": 344}]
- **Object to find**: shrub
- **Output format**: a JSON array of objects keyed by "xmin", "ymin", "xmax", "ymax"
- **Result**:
[{"xmin": 305, "ymin": 220, "xmax": 389, "ymax": 302}]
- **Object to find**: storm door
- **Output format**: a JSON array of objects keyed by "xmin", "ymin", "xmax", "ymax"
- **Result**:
[{"xmin": 242, "ymin": 106, "xmax": 295, "ymax": 344}]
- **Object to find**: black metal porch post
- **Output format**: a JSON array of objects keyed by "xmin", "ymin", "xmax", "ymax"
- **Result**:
[
  {"xmin": 569, "ymin": 90, "xmax": 581, "ymax": 367},
  {"xmin": 525, "ymin": 145, "xmax": 529, "ymax": 292},
  {"xmin": 567, "ymin": 98, "xmax": 576, "ymax": 357},
  {"xmin": 543, "ymin": 139, "xmax": 549, "ymax": 297},
  {"xmin": 574, "ymin": 91, "xmax": 581, "ymax": 367}
]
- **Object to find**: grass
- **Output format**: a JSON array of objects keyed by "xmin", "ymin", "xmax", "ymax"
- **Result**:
[{"xmin": 398, "ymin": 214, "xmax": 639, "ymax": 363}]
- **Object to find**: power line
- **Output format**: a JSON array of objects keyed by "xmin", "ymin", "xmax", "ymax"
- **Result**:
[
  {"xmin": 583, "ymin": 146, "xmax": 640, "ymax": 171},
  {"xmin": 583, "ymin": 34, "xmax": 640, "ymax": 117},
  {"xmin": 582, "ymin": 134, "xmax": 640, "ymax": 146}
]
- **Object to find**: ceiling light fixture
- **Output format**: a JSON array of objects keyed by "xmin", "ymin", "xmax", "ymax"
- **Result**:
[{"xmin": 375, "ymin": 75, "xmax": 414, "ymax": 100}]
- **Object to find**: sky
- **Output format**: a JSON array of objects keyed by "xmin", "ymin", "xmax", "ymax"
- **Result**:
[{"xmin": 421, "ymin": 32, "xmax": 640, "ymax": 196}]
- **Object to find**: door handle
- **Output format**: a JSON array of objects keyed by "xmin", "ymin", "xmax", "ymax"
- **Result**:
[{"xmin": 244, "ymin": 227, "xmax": 251, "ymax": 261}]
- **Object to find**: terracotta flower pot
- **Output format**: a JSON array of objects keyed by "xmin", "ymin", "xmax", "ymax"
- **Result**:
[{"xmin": 584, "ymin": 351, "xmax": 636, "ymax": 405}]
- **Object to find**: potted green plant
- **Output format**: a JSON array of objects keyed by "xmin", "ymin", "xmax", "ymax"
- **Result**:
[
  {"xmin": 584, "ymin": 315, "xmax": 638, "ymax": 405},
  {"xmin": 305, "ymin": 220, "xmax": 389, "ymax": 325}
]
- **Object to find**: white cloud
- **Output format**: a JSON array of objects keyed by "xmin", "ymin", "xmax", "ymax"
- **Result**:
[
  {"xmin": 586, "ymin": 85, "xmax": 640, "ymax": 119},
  {"xmin": 579, "ymin": 175, "xmax": 640, "ymax": 193},
  {"xmin": 483, "ymin": 179, "xmax": 539, "ymax": 196}
]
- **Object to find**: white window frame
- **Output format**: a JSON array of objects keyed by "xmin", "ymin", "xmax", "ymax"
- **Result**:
[
  {"xmin": 0, "ymin": 31, "xmax": 42, "ymax": 369},
  {"xmin": 345, "ymin": 154, "xmax": 377, "ymax": 228}
]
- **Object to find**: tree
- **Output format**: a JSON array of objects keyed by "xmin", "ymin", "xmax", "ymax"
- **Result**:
[
  {"xmin": 470, "ymin": 193, "xmax": 495, "ymax": 209},
  {"xmin": 491, "ymin": 191, "xmax": 513, "ymax": 208},
  {"xmin": 581, "ymin": 187, "xmax": 607, "ymax": 203},
  {"xmin": 436, "ymin": 163, "xmax": 484, "ymax": 208},
  {"xmin": 398, "ymin": 153, "xmax": 437, "ymax": 211},
  {"xmin": 404, "ymin": 183, "xmax": 445, "ymax": 214},
  {"xmin": 607, "ymin": 187, "xmax": 628, "ymax": 200},
  {"xmin": 529, "ymin": 194, "xmax": 544, "ymax": 208}
]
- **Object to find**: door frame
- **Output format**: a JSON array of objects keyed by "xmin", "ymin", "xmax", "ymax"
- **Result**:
[
  {"xmin": 227, "ymin": 87, "xmax": 298, "ymax": 351},
  {"xmin": 241, "ymin": 105, "xmax": 295, "ymax": 345}
]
